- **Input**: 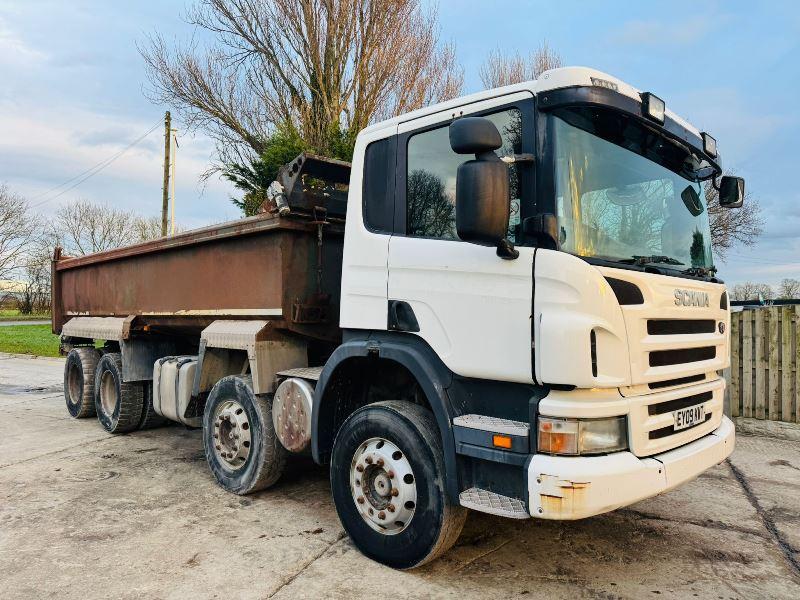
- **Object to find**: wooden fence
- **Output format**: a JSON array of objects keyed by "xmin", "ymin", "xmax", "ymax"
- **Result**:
[{"xmin": 726, "ymin": 306, "xmax": 800, "ymax": 423}]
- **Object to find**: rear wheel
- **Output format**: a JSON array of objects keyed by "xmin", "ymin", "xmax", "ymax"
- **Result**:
[
  {"xmin": 94, "ymin": 353, "xmax": 144, "ymax": 434},
  {"xmin": 64, "ymin": 347, "xmax": 101, "ymax": 418},
  {"xmin": 202, "ymin": 376, "xmax": 287, "ymax": 495},
  {"xmin": 330, "ymin": 401, "xmax": 466, "ymax": 569}
]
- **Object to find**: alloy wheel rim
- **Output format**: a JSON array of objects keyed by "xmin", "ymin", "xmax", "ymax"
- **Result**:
[
  {"xmin": 100, "ymin": 370, "xmax": 117, "ymax": 416},
  {"xmin": 212, "ymin": 399, "xmax": 252, "ymax": 470},
  {"xmin": 350, "ymin": 437, "xmax": 417, "ymax": 535}
]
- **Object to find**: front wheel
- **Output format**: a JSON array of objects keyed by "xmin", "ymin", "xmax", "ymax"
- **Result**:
[{"xmin": 330, "ymin": 401, "xmax": 466, "ymax": 569}]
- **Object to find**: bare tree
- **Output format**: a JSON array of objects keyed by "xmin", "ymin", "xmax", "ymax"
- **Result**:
[
  {"xmin": 140, "ymin": 0, "xmax": 463, "ymax": 164},
  {"xmin": 730, "ymin": 282, "xmax": 774, "ymax": 302},
  {"xmin": 705, "ymin": 174, "xmax": 762, "ymax": 260},
  {"xmin": 778, "ymin": 278, "xmax": 800, "ymax": 299},
  {"xmin": 16, "ymin": 241, "xmax": 52, "ymax": 315},
  {"xmin": 0, "ymin": 184, "xmax": 37, "ymax": 281},
  {"xmin": 479, "ymin": 42, "xmax": 562, "ymax": 89},
  {"xmin": 50, "ymin": 199, "xmax": 163, "ymax": 257}
]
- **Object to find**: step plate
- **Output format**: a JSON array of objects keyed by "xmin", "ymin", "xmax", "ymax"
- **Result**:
[
  {"xmin": 276, "ymin": 366, "xmax": 324, "ymax": 381},
  {"xmin": 452, "ymin": 414, "xmax": 529, "ymax": 437},
  {"xmin": 459, "ymin": 487, "xmax": 529, "ymax": 519}
]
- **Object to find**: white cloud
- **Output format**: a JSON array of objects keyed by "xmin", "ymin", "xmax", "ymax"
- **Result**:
[
  {"xmin": 0, "ymin": 16, "xmax": 46, "ymax": 67},
  {"xmin": 0, "ymin": 100, "xmax": 235, "ymax": 224}
]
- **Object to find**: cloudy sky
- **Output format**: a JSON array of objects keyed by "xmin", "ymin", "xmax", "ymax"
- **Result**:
[{"xmin": 0, "ymin": 0, "xmax": 798, "ymax": 286}]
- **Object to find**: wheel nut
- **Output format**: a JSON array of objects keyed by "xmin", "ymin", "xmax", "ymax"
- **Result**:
[
  {"xmin": 368, "ymin": 508, "xmax": 374, "ymax": 515},
  {"xmin": 378, "ymin": 511, "xmax": 386, "ymax": 520},
  {"xmin": 356, "ymin": 464, "xmax": 364, "ymax": 473},
  {"xmin": 391, "ymin": 488, "xmax": 399, "ymax": 497},
  {"xmin": 387, "ymin": 470, "xmax": 395, "ymax": 479},
  {"xmin": 365, "ymin": 456, "xmax": 373, "ymax": 464},
  {"xmin": 357, "ymin": 496, "xmax": 365, "ymax": 504},
  {"xmin": 376, "ymin": 458, "xmax": 384, "ymax": 467},
  {"xmin": 215, "ymin": 445, "xmax": 221, "ymax": 450},
  {"xmin": 387, "ymin": 504, "xmax": 395, "ymax": 513}
]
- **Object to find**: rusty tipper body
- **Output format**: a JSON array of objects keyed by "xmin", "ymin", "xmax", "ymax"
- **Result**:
[
  {"xmin": 55, "ymin": 68, "xmax": 745, "ymax": 570},
  {"xmin": 52, "ymin": 215, "xmax": 344, "ymax": 343}
]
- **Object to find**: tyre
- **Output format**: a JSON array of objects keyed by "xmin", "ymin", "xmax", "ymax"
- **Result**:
[
  {"xmin": 330, "ymin": 401, "xmax": 467, "ymax": 569},
  {"xmin": 64, "ymin": 347, "xmax": 101, "ymax": 418},
  {"xmin": 137, "ymin": 384, "xmax": 168, "ymax": 430},
  {"xmin": 202, "ymin": 376, "xmax": 287, "ymax": 495},
  {"xmin": 94, "ymin": 353, "xmax": 145, "ymax": 434}
]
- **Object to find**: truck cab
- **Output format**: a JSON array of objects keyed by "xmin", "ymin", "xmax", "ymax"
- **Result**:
[
  {"xmin": 55, "ymin": 66, "xmax": 744, "ymax": 570},
  {"xmin": 313, "ymin": 66, "xmax": 739, "ymax": 559}
]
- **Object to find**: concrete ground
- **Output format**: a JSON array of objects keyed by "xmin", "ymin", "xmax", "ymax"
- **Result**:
[{"xmin": 1, "ymin": 353, "xmax": 798, "ymax": 600}]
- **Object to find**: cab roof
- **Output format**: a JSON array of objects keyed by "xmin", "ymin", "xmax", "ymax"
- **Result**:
[{"xmin": 359, "ymin": 66, "xmax": 702, "ymax": 140}]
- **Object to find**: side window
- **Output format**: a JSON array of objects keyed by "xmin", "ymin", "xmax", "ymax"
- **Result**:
[
  {"xmin": 363, "ymin": 138, "xmax": 394, "ymax": 232},
  {"xmin": 406, "ymin": 108, "xmax": 522, "ymax": 241}
]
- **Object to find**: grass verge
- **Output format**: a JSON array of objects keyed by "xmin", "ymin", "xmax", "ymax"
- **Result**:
[
  {"xmin": 0, "ymin": 310, "xmax": 51, "ymax": 322},
  {"xmin": 0, "ymin": 324, "xmax": 61, "ymax": 357}
]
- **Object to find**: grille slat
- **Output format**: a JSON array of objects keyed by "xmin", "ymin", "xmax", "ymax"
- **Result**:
[
  {"xmin": 649, "ymin": 346, "xmax": 716, "ymax": 367},
  {"xmin": 648, "ymin": 374, "xmax": 706, "ymax": 390},
  {"xmin": 647, "ymin": 319, "xmax": 716, "ymax": 335}
]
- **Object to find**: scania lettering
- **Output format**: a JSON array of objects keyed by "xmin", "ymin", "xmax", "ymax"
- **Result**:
[
  {"xmin": 675, "ymin": 289, "xmax": 710, "ymax": 307},
  {"xmin": 53, "ymin": 67, "xmax": 743, "ymax": 568}
]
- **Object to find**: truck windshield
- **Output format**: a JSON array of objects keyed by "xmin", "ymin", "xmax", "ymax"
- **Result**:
[{"xmin": 552, "ymin": 110, "xmax": 713, "ymax": 271}]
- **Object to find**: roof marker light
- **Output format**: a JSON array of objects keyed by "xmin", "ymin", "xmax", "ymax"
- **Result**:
[
  {"xmin": 640, "ymin": 92, "xmax": 665, "ymax": 124},
  {"xmin": 590, "ymin": 77, "xmax": 618, "ymax": 91},
  {"xmin": 702, "ymin": 132, "xmax": 717, "ymax": 158}
]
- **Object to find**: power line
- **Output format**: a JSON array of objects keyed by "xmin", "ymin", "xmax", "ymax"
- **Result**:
[{"xmin": 29, "ymin": 119, "xmax": 162, "ymax": 209}]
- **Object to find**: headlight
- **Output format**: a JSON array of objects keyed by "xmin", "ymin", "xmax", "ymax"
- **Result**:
[{"xmin": 537, "ymin": 416, "xmax": 627, "ymax": 456}]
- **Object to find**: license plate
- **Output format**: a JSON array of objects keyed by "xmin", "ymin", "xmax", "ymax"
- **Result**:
[{"xmin": 673, "ymin": 404, "xmax": 705, "ymax": 431}]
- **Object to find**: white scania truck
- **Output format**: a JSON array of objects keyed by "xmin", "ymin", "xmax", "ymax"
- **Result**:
[{"xmin": 54, "ymin": 67, "xmax": 744, "ymax": 569}]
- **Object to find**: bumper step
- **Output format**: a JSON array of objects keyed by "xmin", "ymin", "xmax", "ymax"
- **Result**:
[{"xmin": 459, "ymin": 487, "xmax": 529, "ymax": 519}]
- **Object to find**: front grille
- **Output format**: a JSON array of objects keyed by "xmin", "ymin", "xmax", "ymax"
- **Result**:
[
  {"xmin": 648, "ymin": 390, "xmax": 713, "ymax": 415},
  {"xmin": 647, "ymin": 319, "xmax": 716, "ymax": 335},
  {"xmin": 648, "ymin": 374, "xmax": 706, "ymax": 390},
  {"xmin": 649, "ymin": 414, "xmax": 712, "ymax": 439},
  {"xmin": 649, "ymin": 346, "xmax": 715, "ymax": 367}
]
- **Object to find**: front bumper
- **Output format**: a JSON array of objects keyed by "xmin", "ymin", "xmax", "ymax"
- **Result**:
[{"xmin": 527, "ymin": 415, "xmax": 735, "ymax": 519}]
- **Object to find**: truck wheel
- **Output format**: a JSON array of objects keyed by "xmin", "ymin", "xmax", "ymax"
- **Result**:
[
  {"xmin": 137, "ymin": 385, "xmax": 167, "ymax": 430},
  {"xmin": 94, "ymin": 353, "xmax": 144, "ymax": 434},
  {"xmin": 202, "ymin": 376, "xmax": 287, "ymax": 495},
  {"xmin": 64, "ymin": 347, "xmax": 101, "ymax": 418},
  {"xmin": 330, "ymin": 401, "xmax": 467, "ymax": 569}
]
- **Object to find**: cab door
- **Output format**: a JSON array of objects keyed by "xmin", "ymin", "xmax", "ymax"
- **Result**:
[{"xmin": 388, "ymin": 93, "xmax": 536, "ymax": 384}]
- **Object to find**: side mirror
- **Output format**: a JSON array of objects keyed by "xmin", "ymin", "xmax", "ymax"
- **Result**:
[
  {"xmin": 450, "ymin": 118, "xmax": 516, "ymax": 258},
  {"xmin": 719, "ymin": 175, "xmax": 745, "ymax": 208}
]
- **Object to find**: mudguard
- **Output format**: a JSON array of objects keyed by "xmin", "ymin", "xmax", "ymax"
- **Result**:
[{"xmin": 312, "ymin": 331, "xmax": 460, "ymax": 502}]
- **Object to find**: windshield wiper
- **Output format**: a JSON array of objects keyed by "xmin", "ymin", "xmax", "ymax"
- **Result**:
[
  {"xmin": 618, "ymin": 255, "xmax": 685, "ymax": 267},
  {"xmin": 681, "ymin": 265, "xmax": 717, "ymax": 278}
]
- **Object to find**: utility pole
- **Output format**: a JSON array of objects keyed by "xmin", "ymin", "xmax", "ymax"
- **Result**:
[
  {"xmin": 161, "ymin": 111, "xmax": 171, "ymax": 237},
  {"xmin": 170, "ymin": 128, "xmax": 177, "ymax": 235}
]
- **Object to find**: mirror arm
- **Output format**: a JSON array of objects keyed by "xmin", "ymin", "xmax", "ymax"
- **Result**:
[
  {"xmin": 496, "ymin": 239, "xmax": 519, "ymax": 260},
  {"xmin": 711, "ymin": 175, "xmax": 722, "ymax": 192},
  {"xmin": 500, "ymin": 153, "xmax": 535, "ymax": 164}
]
